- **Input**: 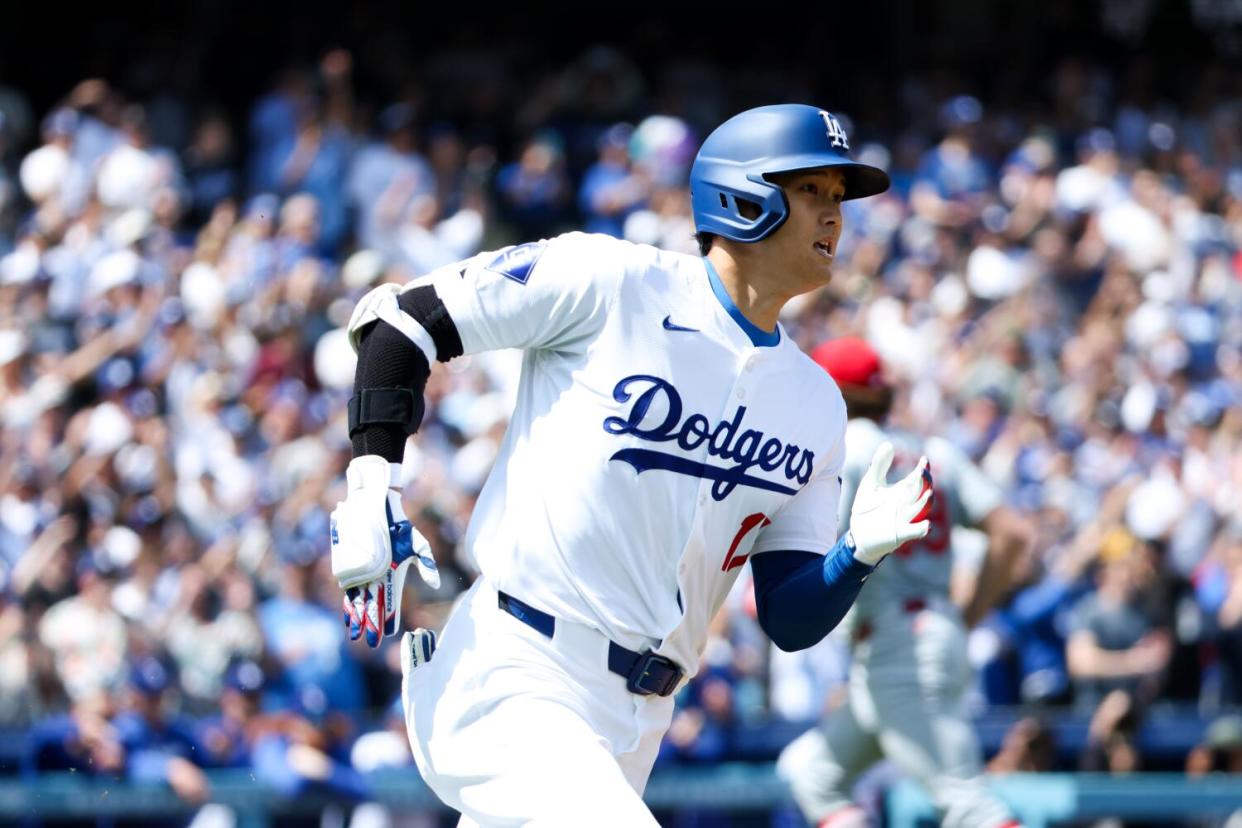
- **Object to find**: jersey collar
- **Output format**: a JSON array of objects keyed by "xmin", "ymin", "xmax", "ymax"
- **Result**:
[{"xmin": 702, "ymin": 258, "xmax": 780, "ymax": 348}]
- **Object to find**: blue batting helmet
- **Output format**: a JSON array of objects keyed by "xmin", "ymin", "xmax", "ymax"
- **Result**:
[{"xmin": 690, "ymin": 104, "xmax": 890, "ymax": 243}]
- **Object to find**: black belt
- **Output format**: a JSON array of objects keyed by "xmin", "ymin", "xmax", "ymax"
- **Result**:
[{"xmin": 497, "ymin": 590, "xmax": 684, "ymax": 698}]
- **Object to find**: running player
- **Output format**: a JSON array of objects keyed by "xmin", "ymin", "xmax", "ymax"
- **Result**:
[
  {"xmin": 330, "ymin": 105, "xmax": 934, "ymax": 826},
  {"xmin": 778, "ymin": 336, "xmax": 1032, "ymax": 828}
]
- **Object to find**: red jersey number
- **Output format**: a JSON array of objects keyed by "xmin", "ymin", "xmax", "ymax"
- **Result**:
[
  {"xmin": 894, "ymin": 488, "xmax": 949, "ymax": 558},
  {"xmin": 722, "ymin": 513, "xmax": 771, "ymax": 572}
]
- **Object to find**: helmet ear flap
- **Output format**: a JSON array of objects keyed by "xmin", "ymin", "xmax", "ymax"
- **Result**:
[
  {"xmin": 690, "ymin": 169, "xmax": 789, "ymax": 243},
  {"xmin": 712, "ymin": 189, "xmax": 763, "ymax": 221},
  {"xmin": 734, "ymin": 195, "xmax": 763, "ymax": 221}
]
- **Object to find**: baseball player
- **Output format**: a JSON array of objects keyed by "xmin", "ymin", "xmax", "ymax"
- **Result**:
[
  {"xmin": 329, "ymin": 105, "xmax": 935, "ymax": 827},
  {"xmin": 777, "ymin": 337, "xmax": 1033, "ymax": 828}
]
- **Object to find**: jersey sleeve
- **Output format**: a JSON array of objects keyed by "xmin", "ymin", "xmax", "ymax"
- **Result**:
[
  {"xmin": 748, "ymin": 467, "xmax": 843, "ymax": 555},
  {"xmin": 929, "ymin": 436, "xmax": 1004, "ymax": 525},
  {"xmin": 405, "ymin": 232, "xmax": 625, "ymax": 357},
  {"xmin": 749, "ymin": 411, "xmax": 847, "ymax": 556}
]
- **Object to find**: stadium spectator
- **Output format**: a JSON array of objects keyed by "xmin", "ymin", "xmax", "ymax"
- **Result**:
[
  {"xmin": 164, "ymin": 562, "xmax": 263, "ymax": 708},
  {"xmin": 1196, "ymin": 527, "xmax": 1242, "ymax": 708},
  {"xmin": 112, "ymin": 655, "xmax": 210, "ymax": 803},
  {"xmin": 1079, "ymin": 688, "xmax": 1143, "ymax": 775},
  {"xmin": 182, "ymin": 111, "xmax": 240, "ymax": 228},
  {"xmin": 986, "ymin": 716, "xmax": 1057, "ymax": 774},
  {"xmin": 494, "ymin": 130, "xmax": 571, "ymax": 239},
  {"xmin": 24, "ymin": 689, "xmax": 125, "ymax": 776},
  {"xmin": 350, "ymin": 696, "xmax": 414, "ymax": 774},
  {"xmin": 1186, "ymin": 714, "xmax": 1242, "ymax": 776},
  {"xmin": 259, "ymin": 553, "xmax": 365, "ymax": 714},
  {"xmin": 577, "ymin": 122, "xmax": 649, "ymax": 238},
  {"xmin": 345, "ymin": 102, "xmax": 434, "ymax": 258},
  {"xmin": 1066, "ymin": 530, "xmax": 1173, "ymax": 709},
  {"xmin": 250, "ymin": 686, "xmax": 369, "ymax": 803},
  {"xmin": 1068, "ymin": 531, "xmax": 1172, "ymax": 715},
  {"xmin": 196, "ymin": 658, "xmax": 267, "ymax": 769},
  {"xmin": 659, "ymin": 666, "xmax": 738, "ymax": 766},
  {"xmin": 38, "ymin": 556, "xmax": 127, "ymax": 704}
]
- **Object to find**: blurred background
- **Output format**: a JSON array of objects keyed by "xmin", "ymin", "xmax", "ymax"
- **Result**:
[{"xmin": 0, "ymin": 1, "xmax": 1240, "ymax": 826}]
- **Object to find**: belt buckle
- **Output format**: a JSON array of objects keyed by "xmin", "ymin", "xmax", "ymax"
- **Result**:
[{"xmin": 627, "ymin": 651, "xmax": 682, "ymax": 697}]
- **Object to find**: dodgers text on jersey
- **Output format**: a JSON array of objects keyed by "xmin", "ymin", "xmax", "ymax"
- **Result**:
[{"xmin": 602, "ymin": 375, "xmax": 815, "ymax": 501}]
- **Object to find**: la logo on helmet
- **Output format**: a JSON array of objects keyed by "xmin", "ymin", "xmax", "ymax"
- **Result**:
[{"xmin": 819, "ymin": 111, "xmax": 850, "ymax": 150}]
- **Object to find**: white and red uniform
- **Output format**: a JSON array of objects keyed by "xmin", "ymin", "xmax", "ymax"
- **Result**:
[{"xmin": 778, "ymin": 418, "xmax": 1017, "ymax": 828}]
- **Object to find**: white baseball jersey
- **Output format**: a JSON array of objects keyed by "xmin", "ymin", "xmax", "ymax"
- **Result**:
[
  {"xmin": 838, "ymin": 418, "xmax": 1003, "ymax": 625},
  {"xmin": 402, "ymin": 231, "xmax": 847, "ymax": 677}
]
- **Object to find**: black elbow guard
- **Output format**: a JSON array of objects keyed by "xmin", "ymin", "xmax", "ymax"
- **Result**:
[
  {"xmin": 349, "ymin": 318, "xmax": 431, "ymax": 461},
  {"xmin": 399, "ymin": 286, "xmax": 463, "ymax": 362},
  {"xmin": 348, "ymin": 388, "xmax": 423, "ymax": 438}
]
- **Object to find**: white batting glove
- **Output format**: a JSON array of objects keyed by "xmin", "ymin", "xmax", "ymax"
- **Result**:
[
  {"xmin": 330, "ymin": 455, "xmax": 440, "ymax": 648},
  {"xmin": 846, "ymin": 442, "xmax": 934, "ymax": 566},
  {"xmin": 400, "ymin": 628, "xmax": 438, "ymax": 677}
]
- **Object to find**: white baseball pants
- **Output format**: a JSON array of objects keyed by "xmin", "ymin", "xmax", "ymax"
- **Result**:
[{"xmin": 401, "ymin": 578, "xmax": 675, "ymax": 827}]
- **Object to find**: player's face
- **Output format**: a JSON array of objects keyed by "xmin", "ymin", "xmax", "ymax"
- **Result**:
[{"xmin": 765, "ymin": 168, "xmax": 847, "ymax": 290}]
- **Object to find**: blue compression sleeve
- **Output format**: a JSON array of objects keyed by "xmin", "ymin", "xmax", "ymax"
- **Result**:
[{"xmin": 750, "ymin": 537, "xmax": 876, "ymax": 652}]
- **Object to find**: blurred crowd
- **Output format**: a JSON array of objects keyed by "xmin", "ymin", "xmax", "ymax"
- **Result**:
[{"xmin": 0, "ymin": 43, "xmax": 1239, "ymax": 817}]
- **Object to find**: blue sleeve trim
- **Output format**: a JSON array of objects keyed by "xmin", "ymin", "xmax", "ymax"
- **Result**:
[{"xmin": 751, "ymin": 536, "xmax": 875, "ymax": 651}]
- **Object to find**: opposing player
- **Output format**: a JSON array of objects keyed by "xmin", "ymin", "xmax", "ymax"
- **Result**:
[
  {"xmin": 777, "ymin": 337, "xmax": 1033, "ymax": 828},
  {"xmin": 329, "ymin": 105, "xmax": 934, "ymax": 827}
]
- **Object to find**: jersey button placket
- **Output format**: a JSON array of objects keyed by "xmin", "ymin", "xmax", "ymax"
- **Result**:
[{"xmin": 737, "ymin": 352, "xmax": 759, "ymax": 398}]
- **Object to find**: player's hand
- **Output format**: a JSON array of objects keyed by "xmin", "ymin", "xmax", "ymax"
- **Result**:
[
  {"xmin": 330, "ymin": 455, "xmax": 440, "ymax": 647},
  {"xmin": 400, "ymin": 627, "xmax": 438, "ymax": 677},
  {"xmin": 846, "ymin": 442, "xmax": 933, "ymax": 566}
]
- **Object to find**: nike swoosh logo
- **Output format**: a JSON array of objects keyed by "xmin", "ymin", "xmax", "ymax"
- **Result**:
[{"xmin": 662, "ymin": 315, "xmax": 699, "ymax": 333}]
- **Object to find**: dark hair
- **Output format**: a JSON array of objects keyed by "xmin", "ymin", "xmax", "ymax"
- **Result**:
[
  {"xmin": 695, "ymin": 232, "xmax": 714, "ymax": 256},
  {"xmin": 840, "ymin": 386, "xmax": 895, "ymax": 423}
]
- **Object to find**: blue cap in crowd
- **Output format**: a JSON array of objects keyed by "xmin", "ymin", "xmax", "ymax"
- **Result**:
[
  {"xmin": 224, "ymin": 659, "xmax": 266, "ymax": 695},
  {"xmin": 42, "ymin": 107, "xmax": 80, "ymax": 139},
  {"xmin": 130, "ymin": 656, "xmax": 172, "ymax": 696},
  {"xmin": 379, "ymin": 103, "xmax": 417, "ymax": 135}
]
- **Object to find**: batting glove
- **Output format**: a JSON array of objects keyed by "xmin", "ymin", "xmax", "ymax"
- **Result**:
[
  {"xmin": 846, "ymin": 441, "xmax": 934, "ymax": 566},
  {"xmin": 331, "ymin": 455, "xmax": 440, "ymax": 647},
  {"xmin": 400, "ymin": 627, "xmax": 438, "ymax": 677}
]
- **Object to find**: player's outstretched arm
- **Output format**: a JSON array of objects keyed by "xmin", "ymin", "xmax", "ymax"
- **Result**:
[
  {"xmin": 752, "ymin": 545, "xmax": 871, "ymax": 651},
  {"xmin": 750, "ymin": 442, "xmax": 933, "ymax": 651}
]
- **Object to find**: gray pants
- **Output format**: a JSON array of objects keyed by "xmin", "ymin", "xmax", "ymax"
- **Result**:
[{"xmin": 778, "ymin": 607, "xmax": 1014, "ymax": 828}]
